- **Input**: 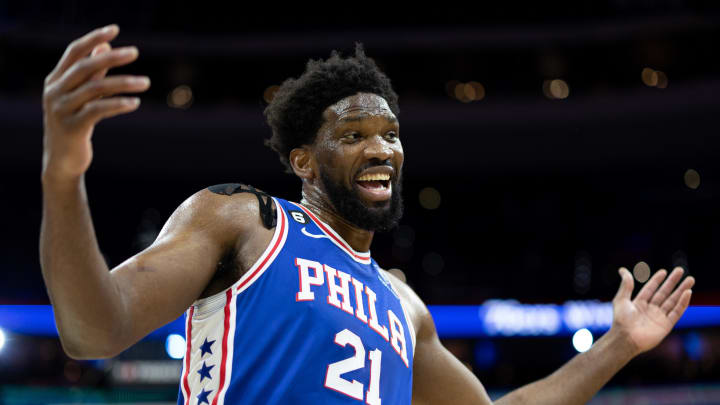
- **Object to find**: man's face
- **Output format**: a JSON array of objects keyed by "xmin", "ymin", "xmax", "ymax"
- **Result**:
[{"xmin": 312, "ymin": 92, "xmax": 404, "ymax": 232}]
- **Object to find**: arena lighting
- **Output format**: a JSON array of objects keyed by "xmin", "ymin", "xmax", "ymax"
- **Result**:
[
  {"xmin": 468, "ymin": 81, "xmax": 485, "ymax": 101},
  {"xmin": 684, "ymin": 169, "xmax": 700, "ymax": 189},
  {"xmin": 632, "ymin": 262, "xmax": 651, "ymax": 283},
  {"xmin": 167, "ymin": 85, "xmax": 193, "ymax": 109},
  {"xmin": 641, "ymin": 67, "xmax": 669, "ymax": 89},
  {"xmin": 0, "ymin": 304, "xmax": 718, "ymax": 339},
  {"xmin": 0, "ymin": 305, "xmax": 184, "ymax": 338},
  {"xmin": 429, "ymin": 302, "xmax": 720, "ymax": 338},
  {"xmin": 572, "ymin": 328, "xmax": 593, "ymax": 353},
  {"xmin": 165, "ymin": 334, "xmax": 186, "ymax": 359},
  {"xmin": 448, "ymin": 81, "xmax": 485, "ymax": 102},
  {"xmin": 549, "ymin": 79, "xmax": 569, "ymax": 99},
  {"xmin": 0, "ymin": 328, "xmax": 6, "ymax": 352},
  {"xmin": 418, "ymin": 187, "xmax": 441, "ymax": 210},
  {"xmin": 453, "ymin": 83, "xmax": 469, "ymax": 102},
  {"xmin": 463, "ymin": 83, "xmax": 477, "ymax": 101},
  {"xmin": 542, "ymin": 79, "xmax": 569, "ymax": 100},
  {"xmin": 683, "ymin": 332, "xmax": 704, "ymax": 361},
  {"xmin": 641, "ymin": 67, "xmax": 657, "ymax": 87}
]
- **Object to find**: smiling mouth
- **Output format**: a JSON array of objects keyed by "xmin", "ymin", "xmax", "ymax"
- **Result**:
[
  {"xmin": 356, "ymin": 173, "xmax": 390, "ymax": 189},
  {"xmin": 355, "ymin": 173, "xmax": 392, "ymax": 201}
]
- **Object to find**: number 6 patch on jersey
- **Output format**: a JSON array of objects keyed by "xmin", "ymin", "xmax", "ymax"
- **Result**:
[{"xmin": 289, "ymin": 210, "xmax": 308, "ymax": 224}]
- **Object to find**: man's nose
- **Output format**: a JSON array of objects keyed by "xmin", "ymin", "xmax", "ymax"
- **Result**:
[{"xmin": 363, "ymin": 135, "xmax": 394, "ymax": 161}]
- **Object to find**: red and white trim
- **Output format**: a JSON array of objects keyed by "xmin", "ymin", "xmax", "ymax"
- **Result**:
[
  {"xmin": 180, "ymin": 287, "xmax": 239, "ymax": 405},
  {"xmin": 211, "ymin": 289, "xmax": 237, "ymax": 405},
  {"xmin": 291, "ymin": 202, "xmax": 371, "ymax": 265},
  {"xmin": 180, "ymin": 306, "xmax": 195, "ymax": 405},
  {"xmin": 235, "ymin": 197, "xmax": 289, "ymax": 294},
  {"xmin": 180, "ymin": 198, "xmax": 287, "ymax": 405}
]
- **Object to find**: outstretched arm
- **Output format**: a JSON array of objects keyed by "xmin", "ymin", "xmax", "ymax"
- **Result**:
[
  {"xmin": 495, "ymin": 266, "xmax": 693, "ymax": 405},
  {"xmin": 409, "ymin": 267, "xmax": 694, "ymax": 405},
  {"xmin": 39, "ymin": 26, "xmax": 257, "ymax": 359},
  {"xmin": 41, "ymin": 25, "xmax": 153, "ymax": 358}
]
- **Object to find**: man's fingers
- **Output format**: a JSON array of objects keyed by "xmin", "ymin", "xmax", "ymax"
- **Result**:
[
  {"xmin": 667, "ymin": 289, "xmax": 692, "ymax": 325},
  {"xmin": 90, "ymin": 43, "xmax": 112, "ymax": 81},
  {"xmin": 59, "ymin": 75, "xmax": 150, "ymax": 114},
  {"xmin": 91, "ymin": 42, "xmax": 112, "ymax": 57},
  {"xmin": 634, "ymin": 268, "xmax": 667, "ymax": 303},
  {"xmin": 660, "ymin": 275, "xmax": 696, "ymax": 314},
  {"xmin": 47, "ymin": 25, "xmax": 119, "ymax": 84},
  {"xmin": 56, "ymin": 46, "xmax": 139, "ymax": 93},
  {"xmin": 613, "ymin": 267, "xmax": 634, "ymax": 303},
  {"xmin": 74, "ymin": 97, "xmax": 141, "ymax": 127},
  {"xmin": 650, "ymin": 267, "xmax": 686, "ymax": 307}
]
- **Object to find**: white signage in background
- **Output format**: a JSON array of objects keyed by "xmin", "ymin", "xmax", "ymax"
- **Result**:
[
  {"xmin": 563, "ymin": 300, "xmax": 613, "ymax": 331},
  {"xmin": 483, "ymin": 300, "xmax": 562, "ymax": 336},
  {"xmin": 482, "ymin": 299, "xmax": 613, "ymax": 337},
  {"xmin": 111, "ymin": 360, "xmax": 183, "ymax": 384}
]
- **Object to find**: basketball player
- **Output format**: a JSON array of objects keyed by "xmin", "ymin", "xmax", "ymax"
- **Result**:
[{"xmin": 40, "ymin": 25, "xmax": 695, "ymax": 405}]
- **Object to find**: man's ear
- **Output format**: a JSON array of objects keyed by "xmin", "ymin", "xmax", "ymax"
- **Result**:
[{"xmin": 289, "ymin": 146, "xmax": 314, "ymax": 181}]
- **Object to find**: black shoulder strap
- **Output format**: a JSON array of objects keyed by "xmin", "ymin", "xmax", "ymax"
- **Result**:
[{"xmin": 207, "ymin": 183, "xmax": 277, "ymax": 229}]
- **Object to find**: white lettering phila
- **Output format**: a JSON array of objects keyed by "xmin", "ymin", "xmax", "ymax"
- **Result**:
[
  {"xmin": 294, "ymin": 257, "xmax": 409, "ymax": 367},
  {"xmin": 295, "ymin": 258, "xmax": 324, "ymax": 301}
]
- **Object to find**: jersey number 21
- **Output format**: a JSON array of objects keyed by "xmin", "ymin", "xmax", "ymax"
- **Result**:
[{"xmin": 324, "ymin": 329, "xmax": 382, "ymax": 404}]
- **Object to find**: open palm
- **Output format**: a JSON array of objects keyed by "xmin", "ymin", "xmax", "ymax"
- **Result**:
[{"xmin": 611, "ymin": 267, "xmax": 695, "ymax": 355}]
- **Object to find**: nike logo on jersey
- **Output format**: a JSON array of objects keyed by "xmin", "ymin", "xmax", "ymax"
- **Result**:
[
  {"xmin": 293, "ymin": 210, "xmax": 331, "ymax": 240},
  {"xmin": 301, "ymin": 227, "xmax": 329, "ymax": 239}
]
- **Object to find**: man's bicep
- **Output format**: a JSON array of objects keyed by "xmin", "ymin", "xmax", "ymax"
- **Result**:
[
  {"xmin": 106, "ymin": 189, "xmax": 245, "ymax": 348},
  {"xmin": 412, "ymin": 310, "xmax": 494, "ymax": 405},
  {"xmin": 109, "ymin": 233, "xmax": 222, "ymax": 341}
]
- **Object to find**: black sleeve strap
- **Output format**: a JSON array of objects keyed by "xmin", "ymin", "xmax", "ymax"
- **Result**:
[{"xmin": 207, "ymin": 183, "xmax": 277, "ymax": 229}]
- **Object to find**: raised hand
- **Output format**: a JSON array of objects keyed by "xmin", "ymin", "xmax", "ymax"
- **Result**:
[
  {"xmin": 611, "ymin": 266, "xmax": 695, "ymax": 355},
  {"xmin": 42, "ymin": 25, "xmax": 150, "ymax": 182}
]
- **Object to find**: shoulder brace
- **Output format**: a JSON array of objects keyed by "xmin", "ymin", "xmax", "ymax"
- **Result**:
[{"xmin": 207, "ymin": 183, "xmax": 277, "ymax": 229}]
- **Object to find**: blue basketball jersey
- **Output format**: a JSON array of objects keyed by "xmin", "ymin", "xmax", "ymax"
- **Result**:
[{"xmin": 177, "ymin": 197, "xmax": 415, "ymax": 405}]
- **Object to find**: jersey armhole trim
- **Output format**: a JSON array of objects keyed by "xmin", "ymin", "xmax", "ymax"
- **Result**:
[
  {"xmin": 191, "ymin": 198, "xmax": 288, "ymax": 314},
  {"xmin": 234, "ymin": 198, "xmax": 288, "ymax": 294}
]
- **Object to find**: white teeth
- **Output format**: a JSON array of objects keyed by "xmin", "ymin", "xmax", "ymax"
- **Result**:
[{"xmin": 357, "ymin": 173, "xmax": 390, "ymax": 181}]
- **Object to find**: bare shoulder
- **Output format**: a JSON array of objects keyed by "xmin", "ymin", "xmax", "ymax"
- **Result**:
[
  {"xmin": 381, "ymin": 269, "xmax": 430, "ymax": 338},
  {"xmin": 157, "ymin": 183, "xmax": 274, "ymax": 248}
]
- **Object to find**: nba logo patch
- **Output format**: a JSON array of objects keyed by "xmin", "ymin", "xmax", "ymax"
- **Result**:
[{"xmin": 374, "ymin": 262, "xmax": 400, "ymax": 299}]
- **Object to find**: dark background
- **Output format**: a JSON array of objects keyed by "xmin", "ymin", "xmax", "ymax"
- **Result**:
[{"xmin": 0, "ymin": 0, "xmax": 718, "ymax": 398}]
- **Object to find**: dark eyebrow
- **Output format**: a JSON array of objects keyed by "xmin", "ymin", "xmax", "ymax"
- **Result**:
[{"xmin": 338, "ymin": 114, "xmax": 398, "ymax": 124}]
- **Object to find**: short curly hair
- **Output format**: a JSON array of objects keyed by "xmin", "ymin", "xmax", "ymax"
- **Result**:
[{"xmin": 264, "ymin": 44, "xmax": 400, "ymax": 173}]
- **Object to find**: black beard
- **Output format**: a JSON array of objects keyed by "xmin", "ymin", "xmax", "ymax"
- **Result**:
[{"xmin": 320, "ymin": 169, "xmax": 404, "ymax": 232}]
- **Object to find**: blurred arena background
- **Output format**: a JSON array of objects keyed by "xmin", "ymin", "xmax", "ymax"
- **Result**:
[{"xmin": 1, "ymin": 1, "xmax": 719, "ymax": 403}]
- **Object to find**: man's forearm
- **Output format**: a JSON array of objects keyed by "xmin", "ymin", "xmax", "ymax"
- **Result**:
[
  {"xmin": 40, "ymin": 175, "xmax": 126, "ymax": 358},
  {"xmin": 495, "ymin": 328, "xmax": 636, "ymax": 405}
]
